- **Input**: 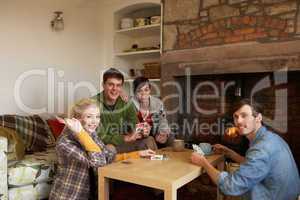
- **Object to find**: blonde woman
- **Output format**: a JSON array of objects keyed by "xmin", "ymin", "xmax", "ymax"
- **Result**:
[{"xmin": 50, "ymin": 99, "xmax": 155, "ymax": 200}]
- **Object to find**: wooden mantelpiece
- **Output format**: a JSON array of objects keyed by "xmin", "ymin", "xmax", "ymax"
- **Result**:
[
  {"xmin": 162, "ymin": 54, "xmax": 299, "ymax": 77},
  {"xmin": 160, "ymin": 40, "xmax": 300, "ymax": 131},
  {"xmin": 161, "ymin": 40, "xmax": 300, "ymax": 75}
]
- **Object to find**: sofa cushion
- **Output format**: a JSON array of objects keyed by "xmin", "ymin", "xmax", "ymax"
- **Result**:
[
  {"xmin": 47, "ymin": 118, "xmax": 65, "ymax": 139},
  {"xmin": 0, "ymin": 136, "xmax": 8, "ymax": 200},
  {"xmin": 8, "ymin": 148, "xmax": 56, "ymax": 187},
  {"xmin": 0, "ymin": 115, "xmax": 52, "ymax": 152},
  {"xmin": 8, "ymin": 182, "xmax": 52, "ymax": 200}
]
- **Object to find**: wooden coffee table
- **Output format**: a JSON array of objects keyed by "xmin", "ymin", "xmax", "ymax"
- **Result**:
[{"xmin": 98, "ymin": 148, "xmax": 224, "ymax": 200}]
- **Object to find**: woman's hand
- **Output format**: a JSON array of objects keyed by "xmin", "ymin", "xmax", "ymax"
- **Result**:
[
  {"xmin": 57, "ymin": 117, "xmax": 82, "ymax": 135},
  {"xmin": 191, "ymin": 152, "xmax": 207, "ymax": 166},
  {"xmin": 155, "ymin": 132, "xmax": 168, "ymax": 144},
  {"xmin": 212, "ymin": 144, "xmax": 230, "ymax": 155},
  {"xmin": 135, "ymin": 122, "xmax": 151, "ymax": 137},
  {"xmin": 139, "ymin": 149, "xmax": 156, "ymax": 157},
  {"xmin": 142, "ymin": 122, "xmax": 151, "ymax": 137}
]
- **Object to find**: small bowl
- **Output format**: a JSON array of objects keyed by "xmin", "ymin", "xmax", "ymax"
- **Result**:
[
  {"xmin": 120, "ymin": 18, "xmax": 133, "ymax": 29},
  {"xmin": 172, "ymin": 139, "xmax": 185, "ymax": 152}
]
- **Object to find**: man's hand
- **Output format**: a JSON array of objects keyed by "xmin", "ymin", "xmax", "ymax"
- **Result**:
[
  {"xmin": 191, "ymin": 152, "xmax": 207, "ymax": 166},
  {"xmin": 213, "ymin": 144, "xmax": 245, "ymax": 164},
  {"xmin": 155, "ymin": 132, "xmax": 168, "ymax": 144},
  {"xmin": 120, "ymin": 89, "xmax": 129, "ymax": 102},
  {"xmin": 212, "ymin": 144, "xmax": 230, "ymax": 155},
  {"xmin": 191, "ymin": 152, "xmax": 221, "ymax": 185},
  {"xmin": 139, "ymin": 149, "xmax": 156, "ymax": 157}
]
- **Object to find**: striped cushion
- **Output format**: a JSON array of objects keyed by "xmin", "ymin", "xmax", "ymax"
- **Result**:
[{"xmin": 0, "ymin": 115, "xmax": 52, "ymax": 152}]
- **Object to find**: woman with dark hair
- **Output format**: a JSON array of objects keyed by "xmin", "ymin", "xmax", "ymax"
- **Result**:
[{"xmin": 131, "ymin": 76, "xmax": 174, "ymax": 148}]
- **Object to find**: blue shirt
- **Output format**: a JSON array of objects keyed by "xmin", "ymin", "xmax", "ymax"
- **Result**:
[{"xmin": 218, "ymin": 126, "xmax": 300, "ymax": 200}]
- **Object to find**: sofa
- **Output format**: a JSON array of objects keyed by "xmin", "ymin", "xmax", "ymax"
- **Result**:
[{"xmin": 0, "ymin": 114, "xmax": 63, "ymax": 200}]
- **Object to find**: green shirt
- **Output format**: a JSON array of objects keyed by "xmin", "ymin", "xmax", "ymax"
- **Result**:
[{"xmin": 92, "ymin": 92, "xmax": 138, "ymax": 146}]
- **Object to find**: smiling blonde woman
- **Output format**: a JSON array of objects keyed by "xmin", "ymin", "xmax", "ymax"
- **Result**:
[{"xmin": 50, "ymin": 98, "xmax": 155, "ymax": 200}]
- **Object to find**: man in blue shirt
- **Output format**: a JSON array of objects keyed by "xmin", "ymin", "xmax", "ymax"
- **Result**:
[{"xmin": 191, "ymin": 99, "xmax": 300, "ymax": 200}]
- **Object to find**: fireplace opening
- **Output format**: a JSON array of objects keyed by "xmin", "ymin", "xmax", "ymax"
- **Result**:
[{"xmin": 166, "ymin": 71, "xmax": 299, "ymax": 167}]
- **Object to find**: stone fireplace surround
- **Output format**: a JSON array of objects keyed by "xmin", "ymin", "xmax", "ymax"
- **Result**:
[
  {"xmin": 159, "ymin": 1, "xmax": 300, "ymax": 196},
  {"xmin": 160, "ymin": 40, "xmax": 300, "ymax": 168}
]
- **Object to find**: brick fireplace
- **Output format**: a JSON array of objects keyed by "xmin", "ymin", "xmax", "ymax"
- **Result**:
[{"xmin": 161, "ymin": 0, "xmax": 300, "ymax": 168}]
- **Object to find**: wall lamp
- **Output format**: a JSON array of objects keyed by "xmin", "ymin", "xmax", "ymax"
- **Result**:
[{"xmin": 51, "ymin": 11, "xmax": 64, "ymax": 31}]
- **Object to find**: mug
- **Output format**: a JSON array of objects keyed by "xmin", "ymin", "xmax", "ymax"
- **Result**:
[
  {"xmin": 172, "ymin": 139, "xmax": 185, "ymax": 152},
  {"xmin": 199, "ymin": 143, "xmax": 212, "ymax": 155}
]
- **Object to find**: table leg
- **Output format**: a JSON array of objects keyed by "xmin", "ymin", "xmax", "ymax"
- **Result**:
[
  {"xmin": 99, "ymin": 175, "xmax": 109, "ymax": 200},
  {"xmin": 217, "ymin": 159, "xmax": 225, "ymax": 200},
  {"xmin": 164, "ymin": 187, "xmax": 176, "ymax": 200}
]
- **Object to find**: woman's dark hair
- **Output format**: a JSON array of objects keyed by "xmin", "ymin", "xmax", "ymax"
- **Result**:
[
  {"xmin": 233, "ymin": 98, "xmax": 263, "ymax": 117},
  {"xmin": 103, "ymin": 68, "xmax": 124, "ymax": 83},
  {"xmin": 133, "ymin": 76, "xmax": 150, "ymax": 94}
]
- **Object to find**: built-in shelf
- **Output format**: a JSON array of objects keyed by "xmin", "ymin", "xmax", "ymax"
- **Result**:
[
  {"xmin": 115, "ymin": 49, "xmax": 160, "ymax": 57},
  {"xmin": 115, "ymin": 24, "xmax": 160, "ymax": 37},
  {"xmin": 114, "ymin": 2, "xmax": 161, "ymax": 83}
]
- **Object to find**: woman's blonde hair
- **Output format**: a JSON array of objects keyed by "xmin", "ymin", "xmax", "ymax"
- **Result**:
[{"xmin": 70, "ymin": 98, "xmax": 99, "ymax": 119}]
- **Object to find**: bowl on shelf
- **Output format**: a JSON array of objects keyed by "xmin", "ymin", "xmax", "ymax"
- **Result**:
[{"xmin": 120, "ymin": 18, "xmax": 134, "ymax": 29}]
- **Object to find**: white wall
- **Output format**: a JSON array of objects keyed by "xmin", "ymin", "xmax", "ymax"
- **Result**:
[
  {"xmin": 0, "ymin": 0, "xmax": 159, "ymax": 115},
  {"xmin": 0, "ymin": 0, "xmax": 105, "ymax": 114}
]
